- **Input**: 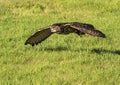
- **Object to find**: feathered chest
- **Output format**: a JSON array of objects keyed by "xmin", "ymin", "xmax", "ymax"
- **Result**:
[{"xmin": 58, "ymin": 26, "xmax": 77, "ymax": 34}]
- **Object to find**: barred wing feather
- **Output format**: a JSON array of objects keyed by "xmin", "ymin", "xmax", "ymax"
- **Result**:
[{"xmin": 25, "ymin": 27, "xmax": 52, "ymax": 46}]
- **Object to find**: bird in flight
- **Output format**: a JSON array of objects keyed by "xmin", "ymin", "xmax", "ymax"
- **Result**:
[{"xmin": 25, "ymin": 22, "xmax": 106, "ymax": 46}]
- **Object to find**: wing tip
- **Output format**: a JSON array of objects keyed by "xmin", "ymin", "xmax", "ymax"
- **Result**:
[
  {"xmin": 24, "ymin": 42, "xmax": 28, "ymax": 45},
  {"xmin": 93, "ymin": 30, "xmax": 106, "ymax": 38},
  {"xmin": 24, "ymin": 41, "xmax": 35, "ymax": 46},
  {"xmin": 98, "ymin": 33, "xmax": 106, "ymax": 38},
  {"xmin": 25, "ymin": 40, "xmax": 29, "ymax": 45},
  {"xmin": 99, "ymin": 34, "xmax": 106, "ymax": 38}
]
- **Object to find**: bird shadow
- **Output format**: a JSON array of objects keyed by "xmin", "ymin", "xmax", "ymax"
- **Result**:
[
  {"xmin": 42, "ymin": 46, "xmax": 69, "ymax": 51},
  {"xmin": 91, "ymin": 48, "xmax": 120, "ymax": 55},
  {"xmin": 38, "ymin": 46, "xmax": 120, "ymax": 55},
  {"xmin": 40, "ymin": 46, "xmax": 86, "ymax": 52}
]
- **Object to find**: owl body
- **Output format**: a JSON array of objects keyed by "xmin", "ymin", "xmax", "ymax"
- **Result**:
[{"xmin": 25, "ymin": 22, "xmax": 106, "ymax": 46}]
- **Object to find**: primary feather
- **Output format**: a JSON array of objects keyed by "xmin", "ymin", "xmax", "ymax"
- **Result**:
[
  {"xmin": 70, "ymin": 22, "xmax": 106, "ymax": 38},
  {"xmin": 25, "ymin": 22, "xmax": 106, "ymax": 46},
  {"xmin": 25, "ymin": 27, "xmax": 52, "ymax": 46}
]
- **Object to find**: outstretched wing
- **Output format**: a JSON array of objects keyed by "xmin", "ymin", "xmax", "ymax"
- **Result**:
[
  {"xmin": 70, "ymin": 22, "xmax": 106, "ymax": 38},
  {"xmin": 25, "ymin": 27, "xmax": 53, "ymax": 46}
]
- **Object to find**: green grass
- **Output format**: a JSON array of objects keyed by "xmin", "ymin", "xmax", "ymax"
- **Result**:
[{"xmin": 0, "ymin": 0, "xmax": 120, "ymax": 85}]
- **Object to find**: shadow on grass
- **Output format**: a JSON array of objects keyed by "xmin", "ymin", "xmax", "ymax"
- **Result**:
[
  {"xmin": 91, "ymin": 48, "xmax": 120, "ymax": 55},
  {"xmin": 40, "ymin": 46, "xmax": 87, "ymax": 52},
  {"xmin": 42, "ymin": 46, "xmax": 69, "ymax": 51}
]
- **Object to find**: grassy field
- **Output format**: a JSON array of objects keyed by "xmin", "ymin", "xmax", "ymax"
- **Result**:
[{"xmin": 0, "ymin": 0, "xmax": 120, "ymax": 85}]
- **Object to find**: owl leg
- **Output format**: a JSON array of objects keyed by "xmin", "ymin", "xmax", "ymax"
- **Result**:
[{"xmin": 75, "ymin": 31, "xmax": 85, "ymax": 35}]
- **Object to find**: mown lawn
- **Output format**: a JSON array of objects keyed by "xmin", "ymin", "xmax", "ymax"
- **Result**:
[{"xmin": 0, "ymin": 0, "xmax": 120, "ymax": 85}]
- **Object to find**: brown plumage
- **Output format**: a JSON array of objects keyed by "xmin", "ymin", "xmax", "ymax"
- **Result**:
[{"xmin": 25, "ymin": 22, "xmax": 106, "ymax": 46}]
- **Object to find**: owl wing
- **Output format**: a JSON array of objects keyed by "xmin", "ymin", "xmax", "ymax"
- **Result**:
[
  {"xmin": 25, "ymin": 27, "xmax": 53, "ymax": 46},
  {"xmin": 69, "ymin": 22, "xmax": 106, "ymax": 38}
]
